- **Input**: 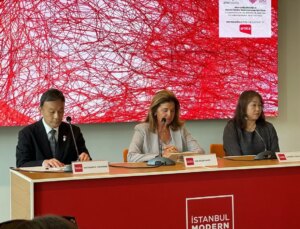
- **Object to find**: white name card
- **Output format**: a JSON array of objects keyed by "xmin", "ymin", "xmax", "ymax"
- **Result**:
[
  {"xmin": 276, "ymin": 152, "xmax": 300, "ymax": 163},
  {"xmin": 184, "ymin": 154, "xmax": 218, "ymax": 168},
  {"xmin": 72, "ymin": 160, "xmax": 109, "ymax": 174}
]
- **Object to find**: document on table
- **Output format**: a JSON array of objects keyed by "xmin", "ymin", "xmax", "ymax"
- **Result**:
[{"xmin": 17, "ymin": 166, "xmax": 65, "ymax": 172}]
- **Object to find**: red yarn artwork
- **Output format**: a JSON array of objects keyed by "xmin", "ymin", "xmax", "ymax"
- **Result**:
[{"xmin": 0, "ymin": 0, "xmax": 278, "ymax": 126}]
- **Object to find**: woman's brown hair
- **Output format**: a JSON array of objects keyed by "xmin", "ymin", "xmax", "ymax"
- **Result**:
[{"xmin": 145, "ymin": 90, "xmax": 183, "ymax": 132}]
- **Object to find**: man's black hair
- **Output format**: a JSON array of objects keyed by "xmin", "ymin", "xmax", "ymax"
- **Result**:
[{"xmin": 40, "ymin": 88, "xmax": 65, "ymax": 107}]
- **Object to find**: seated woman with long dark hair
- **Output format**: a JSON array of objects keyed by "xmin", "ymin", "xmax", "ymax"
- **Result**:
[{"xmin": 223, "ymin": 90, "xmax": 280, "ymax": 156}]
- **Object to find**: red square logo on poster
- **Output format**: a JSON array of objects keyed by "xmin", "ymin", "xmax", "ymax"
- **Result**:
[
  {"xmin": 186, "ymin": 195, "xmax": 234, "ymax": 229},
  {"xmin": 74, "ymin": 164, "xmax": 83, "ymax": 172},
  {"xmin": 240, "ymin": 24, "xmax": 252, "ymax": 34}
]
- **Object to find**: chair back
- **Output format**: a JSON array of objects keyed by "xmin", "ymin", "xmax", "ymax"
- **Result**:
[
  {"xmin": 123, "ymin": 149, "xmax": 128, "ymax": 162},
  {"xmin": 210, "ymin": 144, "xmax": 225, "ymax": 158}
]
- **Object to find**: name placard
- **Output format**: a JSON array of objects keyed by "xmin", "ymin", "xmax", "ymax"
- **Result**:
[
  {"xmin": 184, "ymin": 154, "xmax": 218, "ymax": 168},
  {"xmin": 276, "ymin": 152, "xmax": 300, "ymax": 163},
  {"xmin": 72, "ymin": 160, "xmax": 109, "ymax": 174}
]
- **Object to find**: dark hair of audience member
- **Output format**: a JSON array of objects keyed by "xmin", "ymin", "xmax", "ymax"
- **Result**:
[
  {"xmin": 0, "ymin": 215, "xmax": 77, "ymax": 229},
  {"xmin": 0, "ymin": 219, "xmax": 28, "ymax": 229}
]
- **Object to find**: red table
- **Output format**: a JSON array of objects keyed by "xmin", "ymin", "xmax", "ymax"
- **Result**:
[{"xmin": 10, "ymin": 157, "xmax": 300, "ymax": 229}]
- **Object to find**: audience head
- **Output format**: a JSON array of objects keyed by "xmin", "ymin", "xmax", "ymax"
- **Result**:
[
  {"xmin": 233, "ymin": 90, "xmax": 266, "ymax": 129},
  {"xmin": 0, "ymin": 219, "xmax": 28, "ymax": 229},
  {"xmin": 39, "ymin": 88, "xmax": 65, "ymax": 128},
  {"xmin": 0, "ymin": 215, "xmax": 78, "ymax": 229},
  {"xmin": 31, "ymin": 215, "xmax": 77, "ymax": 229},
  {"xmin": 145, "ymin": 89, "xmax": 183, "ymax": 132}
]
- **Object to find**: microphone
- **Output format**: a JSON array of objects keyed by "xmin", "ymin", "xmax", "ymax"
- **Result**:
[
  {"xmin": 159, "ymin": 118, "xmax": 167, "ymax": 157},
  {"xmin": 255, "ymin": 129, "xmax": 267, "ymax": 152},
  {"xmin": 66, "ymin": 116, "xmax": 79, "ymax": 161},
  {"xmin": 147, "ymin": 117, "xmax": 175, "ymax": 166},
  {"xmin": 254, "ymin": 129, "xmax": 276, "ymax": 160}
]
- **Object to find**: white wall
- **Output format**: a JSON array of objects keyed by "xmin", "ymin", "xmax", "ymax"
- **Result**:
[{"xmin": 0, "ymin": 1, "xmax": 299, "ymax": 222}]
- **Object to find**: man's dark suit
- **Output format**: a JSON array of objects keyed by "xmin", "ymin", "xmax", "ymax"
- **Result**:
[{"xmin": 16, "ymin": 119, "xmax": 89, "ymax": 167}]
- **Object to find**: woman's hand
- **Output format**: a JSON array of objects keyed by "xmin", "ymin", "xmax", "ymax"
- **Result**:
[{"xmin": 162, "ymin": 145, "xmax": 178, "ymax": 157}]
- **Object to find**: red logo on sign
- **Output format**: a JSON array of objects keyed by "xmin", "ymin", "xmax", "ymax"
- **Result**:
[
  {"xmin": 186, "ymin": 195, "xmax": 234, "ymax": 229},
  {"xmin": 240, "ymin": 24, "xmax": 252, "ymax": 35},
  {"xmin": 186, "ymin": 157, "xmax": 194, "ymax": 166},
  {"xmin": 277, "ymin": 154, "xmax": 287, "ymax": 160},
  {"xmin": 74, "ymin": 164, "xmax": 83, "ymax": 172}
]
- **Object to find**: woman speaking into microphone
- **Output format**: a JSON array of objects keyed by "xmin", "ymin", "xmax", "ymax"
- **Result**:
[{"xmin": 127, "ymin": 89, "xmax": 204, "ymax": 162}]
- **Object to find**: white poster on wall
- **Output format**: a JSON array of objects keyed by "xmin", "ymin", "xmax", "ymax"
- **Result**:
[{"xmin": 219, "ymin": 0, "xmax": 272, "ymax": 38}]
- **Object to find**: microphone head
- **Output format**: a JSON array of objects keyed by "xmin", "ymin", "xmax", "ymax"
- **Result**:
[
  {"xmin": 66, "ymin": 116, "xmax": 72, "ymax": 123},
  {"xmin": 161, "ymin": 118, "xmax": 166, "ymax": 123}
]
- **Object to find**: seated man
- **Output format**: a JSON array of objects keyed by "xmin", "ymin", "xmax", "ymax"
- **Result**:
[{"xmin": 16, "ymin": 88, "xmax": 91, "ymax": 168}]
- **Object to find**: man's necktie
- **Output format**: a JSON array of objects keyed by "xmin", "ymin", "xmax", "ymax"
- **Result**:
[{"xmin": 49, "ymin": 129, "xmax": 57, "ymax": 157}]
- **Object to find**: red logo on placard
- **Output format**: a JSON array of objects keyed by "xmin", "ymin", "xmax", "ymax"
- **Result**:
[
  {"xmin": 249, "ymin": 0, "xmax": 257, "ymax": 3},
  {"xmin": 186, "ymin": 195, "xmax": 234, "ymax": 229},
  {"xmin": 240, "ymin": 24, "xmax": 252, "ymax": 35},
  {"xmin": 186, "ymin": 157, "xmax": 194, "ymax": 166},
  {"xmin": 277, "ymin": 154, "xmax": 287, "ymax": 160},
  {"xmin": 74, "ymin": 164, "xmax": 83, "ymax": 172}
]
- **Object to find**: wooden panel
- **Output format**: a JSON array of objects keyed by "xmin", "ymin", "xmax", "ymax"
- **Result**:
[{"xmin": 11, "ymin": 172, "xmax": 32, "ymax": 219}]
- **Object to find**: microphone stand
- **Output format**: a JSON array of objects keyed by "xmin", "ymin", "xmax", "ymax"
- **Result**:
[
  {"xmin": 158, "ymin": 117, "xmax": 166, "ymax": 157},
  {"xmin": 147, "ymin": 118, "xmax": 175, "ymax": 166},
  {"xmin": 254, "ymin": 129, "xmax": 276, "ymax": 160},
  {"xmin": 66, "ymin": 116, "xmax": 80, "ymax": 161}
]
